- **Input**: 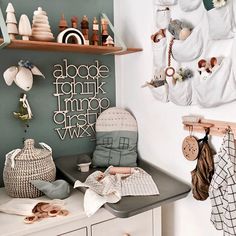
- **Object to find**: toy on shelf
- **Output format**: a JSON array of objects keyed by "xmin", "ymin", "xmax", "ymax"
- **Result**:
[
  {"xmin": 31, "ymin": 7, "xmax": 54, "ymax": 41},
  {"xmin": 101, "ymin": 17, "xmax": 109, "ymax": 46},
  {"xmin": 5, "ymin": 3, "xmax": 18, "ymax": 40},
  {"xmin": 58, "ymin": 14, "xmax": 68, "ymax": 32},
  {"xmin": 105, "ymin": 35, "xmax": 114, "ymax": 47},
  {"xmin": 18, "ymin": 14, "xmax": 32, "ymax": 40},
  {"xmin": 3, "ymin": 60, "xmax": 45, "ymax": 91},
  {"xmin": 81, "ymin": 15, "xmax": 89, "ymax": 45},
  {"xmin": 71, "ymin": 16, "xmax": 78, "ymax": 28},
  {"xmin": 91, "ymin": 17, "xmax": 99, "ymax": 46}
]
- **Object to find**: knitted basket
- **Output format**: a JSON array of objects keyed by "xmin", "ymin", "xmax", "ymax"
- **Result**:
[{"xmin": 3, "ymin": 139, "xmax": 56, "ymax": 198}]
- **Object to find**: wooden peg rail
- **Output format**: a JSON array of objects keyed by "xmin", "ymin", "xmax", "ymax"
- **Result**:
[{"xmin": 183, "ymin": 118, "xmax": 236, "ymax": 137}]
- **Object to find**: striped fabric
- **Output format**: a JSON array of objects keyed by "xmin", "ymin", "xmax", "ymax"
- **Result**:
[{"xmin": 209, "ymin": 130, "xmax": 236, "ymax": 236}]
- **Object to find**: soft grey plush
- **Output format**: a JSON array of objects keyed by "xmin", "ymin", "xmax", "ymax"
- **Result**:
[{"xmin": 30, "ymin": 179, "xmax": 71, "ymax": 199}]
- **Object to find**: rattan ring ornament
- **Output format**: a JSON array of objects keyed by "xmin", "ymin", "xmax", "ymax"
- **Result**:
[{"xmin": 182, "ymin": 126, "xmax": 199, "ymax": 161}]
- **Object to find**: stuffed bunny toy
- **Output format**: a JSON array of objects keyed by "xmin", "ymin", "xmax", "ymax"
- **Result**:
[{"xmin": 3, "ymin": 60, "xmax": 45, "ymax": 91}]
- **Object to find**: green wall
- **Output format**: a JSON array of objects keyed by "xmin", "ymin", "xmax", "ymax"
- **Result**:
[{"xmin": 0, "ymin": 0, "xmax": 115, "ymax": 187}]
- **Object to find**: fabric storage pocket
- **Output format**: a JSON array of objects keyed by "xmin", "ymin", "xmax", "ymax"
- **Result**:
[
  {"xmin": 149, "ymin": 83, "xmax": 169, "ymax": 103},
  {"xmin": 179, "ymin": 0, "xmax": 201, "ymax": 12},
  {"xmin": 172, "ymin": 26, "xmax": 204, "ymax": 62},
  {"xmin": 154, "ymin": 0, "xmax": 177, "ymax": 6},
  {"xmin": 193, "ymin": 58, "xmax": 236, "ymax": 107},
  {"xmin": 205, "ymin": 3, "xmax": 234, "ymax": 40},
  {"xmin": 167, "ymin": 79, "xmax": 192, "ymax": 106},
  {"xmin": 153, "ymin": 38, "xmax": 167, "ymax": 68},
  {"xmin": 155, "ymin": 7, "xmax": 170, "ymax": 29}
]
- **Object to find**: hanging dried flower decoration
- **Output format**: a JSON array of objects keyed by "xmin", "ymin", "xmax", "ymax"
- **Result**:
[
  {"xmin": 212, "ymin": 0, "xmax": 227, "ymax": 8},
  {"xmin": 13, "ymin": 93, "xmax": 33, "ymax": 142},
  {"xmin": 173, "ymin": 68, "xmax": 193, "ymax": 82}
]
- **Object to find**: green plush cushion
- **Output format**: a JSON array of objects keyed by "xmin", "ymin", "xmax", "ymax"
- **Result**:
[
  {"xmin": 93, "ymin": 131, "xmax": 138, "ymax": 167},
  {"xmin": 203, "ymin": 0, "xmax": 214, "ymax": 11}
]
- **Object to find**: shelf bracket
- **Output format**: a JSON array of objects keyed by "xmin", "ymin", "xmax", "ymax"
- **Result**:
[
  {"xmin": 101, "ymin": 13, "xmax": 127, "ymax": 55},
  {"xmin": 0, "ymin": 3, "xmax": 10, "ymax": 49}
]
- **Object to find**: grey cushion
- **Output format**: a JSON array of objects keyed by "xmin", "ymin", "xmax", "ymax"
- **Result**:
[{"xmin": 93, "ymin": 107, "xmax": 138, "ymax": 167}]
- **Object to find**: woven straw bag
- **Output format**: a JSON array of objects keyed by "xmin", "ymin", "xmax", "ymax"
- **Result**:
[{"xmin": 3, "ymin": 139, "xmax": 56, "ymax": 198}]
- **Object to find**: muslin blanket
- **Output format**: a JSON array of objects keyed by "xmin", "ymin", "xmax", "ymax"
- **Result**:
[{"xmin": 74, "ymin": 167, "xmax": 159, "ymax": 216}]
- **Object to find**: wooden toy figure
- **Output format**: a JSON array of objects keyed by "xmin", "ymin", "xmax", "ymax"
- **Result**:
[
  {"xmin": 58, "ymin": 14, "xmax": 68, "ymax": 32},
  {"xmin": 31, "ymin": 7, "xmax": 54, "ymax": 41},
  {"xmin": 105, "ymin": 35, "xmax": 114, "ymax": 47},
  {"xmin": 71, "ymin": 16, "xmax": 78, "ymax": 28},
  {"xmin": 91, "ymin": 17, "xmax": 99, "ymax": 46},
  {"xmin": 18, "ymin": 14, "xmax": 32, "ymax": 40},
  {"xmin": 101, "ymin": 17, "xmax": 109, "ymax": 46},
  {"xmin": 5, "ymin": 3, "xmax": 18, "ymax": 40},
  {"xmin": 81, "ymin": 15, "xmax": 89, "ymax": 45}
]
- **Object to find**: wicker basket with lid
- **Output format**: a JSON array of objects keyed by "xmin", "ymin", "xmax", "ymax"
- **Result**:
[{"xmin": 3, "ymin": 139, "xmax": 56, "ymax": 198}]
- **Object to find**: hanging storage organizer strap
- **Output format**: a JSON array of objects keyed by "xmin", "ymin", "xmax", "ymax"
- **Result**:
[{"xmin": 0, "ymin": 4, "xmax": 11, "ymax": 49}]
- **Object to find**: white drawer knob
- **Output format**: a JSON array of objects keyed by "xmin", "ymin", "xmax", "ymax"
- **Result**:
[{"xmin": 123, "ymin": 234, "xmax": 130, "ymax": 236}]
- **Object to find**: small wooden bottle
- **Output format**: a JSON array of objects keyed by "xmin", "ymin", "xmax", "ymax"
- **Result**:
[
  {"xmin": 91, "ymin": 17, "xmax": 99, "ymax": 46},
  {"xmin": 101, "ymin": 17, "xmax": 109, "ymax": 46},
  {"xmin": 70, "ymin": 16, "xmax": 78, "ymax": 44},
  {"xmin": 81, "ymin": 15, "xmax": 89, "ymax": 45},
  {"xmin": 58, "ymin": 14, "xmax": 68, "ymax": 32}
]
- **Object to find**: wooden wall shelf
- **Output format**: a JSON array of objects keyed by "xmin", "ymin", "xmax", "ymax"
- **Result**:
[{"xmin": 0, "ymin": 39, "xmax": 142, "ymax": 55}]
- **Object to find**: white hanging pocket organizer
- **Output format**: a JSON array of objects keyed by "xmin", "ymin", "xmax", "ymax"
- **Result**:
[
  {"xmin": 167, "ymin": 78, "xmax": 193, "ymax": 106},
  {"xmin": 153, "ymin": 38, "xmax": 167, "ymax": 68},
  {"xmin": 179, "ymin": 0, "xmax": 201, "ymax": 12},
  {"xmin": 172, "ymin": 26, "xmax": 204, "ymax": 62},
  {"xmin": 154, "ymin": 0, "xmax": 177, "ymax": 6},
  {"xmin": 149, "ymin": 82, "xmax": 169, "ymax": 103},
  {"xmin": 204, "ymin": 0, "xmax": 234, "ymax": 40},
  {"xmin": 155, "ymin": 7, "xmax": 170, "ymax": 29},
  {"xmin": 193, "ymin": 57, "xmax": 236, "ymax": 107}
]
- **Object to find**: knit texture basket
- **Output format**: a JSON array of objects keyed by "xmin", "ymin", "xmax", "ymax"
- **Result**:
[{"xmin": 3, "ymin": 139, "xmax": 56, "ymax": 198}]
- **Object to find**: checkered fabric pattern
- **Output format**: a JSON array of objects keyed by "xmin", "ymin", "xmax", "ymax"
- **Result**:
[{"xmin": 209, "ymin": 130, "xmax": 236, "ymax": 236}]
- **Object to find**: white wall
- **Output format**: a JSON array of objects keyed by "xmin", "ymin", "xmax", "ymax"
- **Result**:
[{"xmin": 114, "ymin": 1, "xmax": 236, "ymax": 236}]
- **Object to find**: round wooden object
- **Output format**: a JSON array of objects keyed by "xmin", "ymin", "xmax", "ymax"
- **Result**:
[
  {"xmin": 165, "ymin": 67, "xmax": 175, "ymax": 77},
  {"xmin": 182, "ymin": 136, "xmax": 199, "ymax": 161}
]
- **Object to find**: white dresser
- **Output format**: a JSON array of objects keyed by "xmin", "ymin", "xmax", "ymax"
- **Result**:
[{"xmin": 0, "ymin": 188, "xmax": 161, "ymax": 236}]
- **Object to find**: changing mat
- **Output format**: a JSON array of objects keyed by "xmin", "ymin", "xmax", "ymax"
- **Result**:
[{"xmin": 74, "ymin": 167, "xmax": 159, "ymax": 216}]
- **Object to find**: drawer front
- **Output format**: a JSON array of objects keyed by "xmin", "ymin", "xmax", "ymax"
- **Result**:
[
  {"xmin": 58, "ymin": 227, "xmax": 87, "ymax": 236},
  {"xmin": 91, "ymin": 210, "xmax": 153, "ymax": 236}
]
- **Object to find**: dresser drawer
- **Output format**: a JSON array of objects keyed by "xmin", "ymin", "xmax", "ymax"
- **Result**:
[
  {"xmin": 58, "ymin": 227, "xmax": 87, "ymax": 236},
  {"xmin": 91, "ymin": 210, "xmax": 153, "ymax": 236}
]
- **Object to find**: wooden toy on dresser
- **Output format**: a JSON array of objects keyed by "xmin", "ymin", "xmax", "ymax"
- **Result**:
[{"xmin": 18, "ymin": 14, "xmax": 32, "ymax": 40}]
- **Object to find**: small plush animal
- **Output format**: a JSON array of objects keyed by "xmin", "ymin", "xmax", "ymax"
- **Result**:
[
  {"xmin": 3, "ymin": 60, "xmax": 45, "ymax": 91},
  {"xmin": 168, "ymin": 19, "xmax": 192, "ymax": 40}
]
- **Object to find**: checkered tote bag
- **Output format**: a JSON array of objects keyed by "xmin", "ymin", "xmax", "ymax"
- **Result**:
[{"xmin": 209, "ymin": 130, "xmax": 236, "ymax": 236}]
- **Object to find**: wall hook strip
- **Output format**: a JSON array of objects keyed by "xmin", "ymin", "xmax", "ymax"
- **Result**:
[{"xmin": 182, "ymin": 117, "xmax": 236, "ymax": 137}]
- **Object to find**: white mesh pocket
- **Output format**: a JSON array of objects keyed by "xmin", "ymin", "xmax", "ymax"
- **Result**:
[
  {"xmin": 179, "ymin": 0, "xmax": 201, "ymax": 12},
  {"xmin": 153, "ymin": 39, "xmax": 167, "ymax": 68},
  {"xmin": 193, "ymin": 58, "xmax": 236, "ymax": 107},
  {"xmin": 172, "ymin": 26, "xmax": 204, "ymax": 62},
  {"xmin": 206, "ymin": 4, "xmax": 234, "ymax": 40},
  {"xmin": 155, "ymin": 8, "xmax": 170, "ymax": 29},
  {"xmin": 150, "ymin": 83, "xmax": 169, "ymax": 103},
  {"xmin": 154, "ymin": 0, "xmax": 177, "ymax": 6},
  {"xmin": 167, "ymin": 78, "xmax": 193, "ymax": 106}
]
